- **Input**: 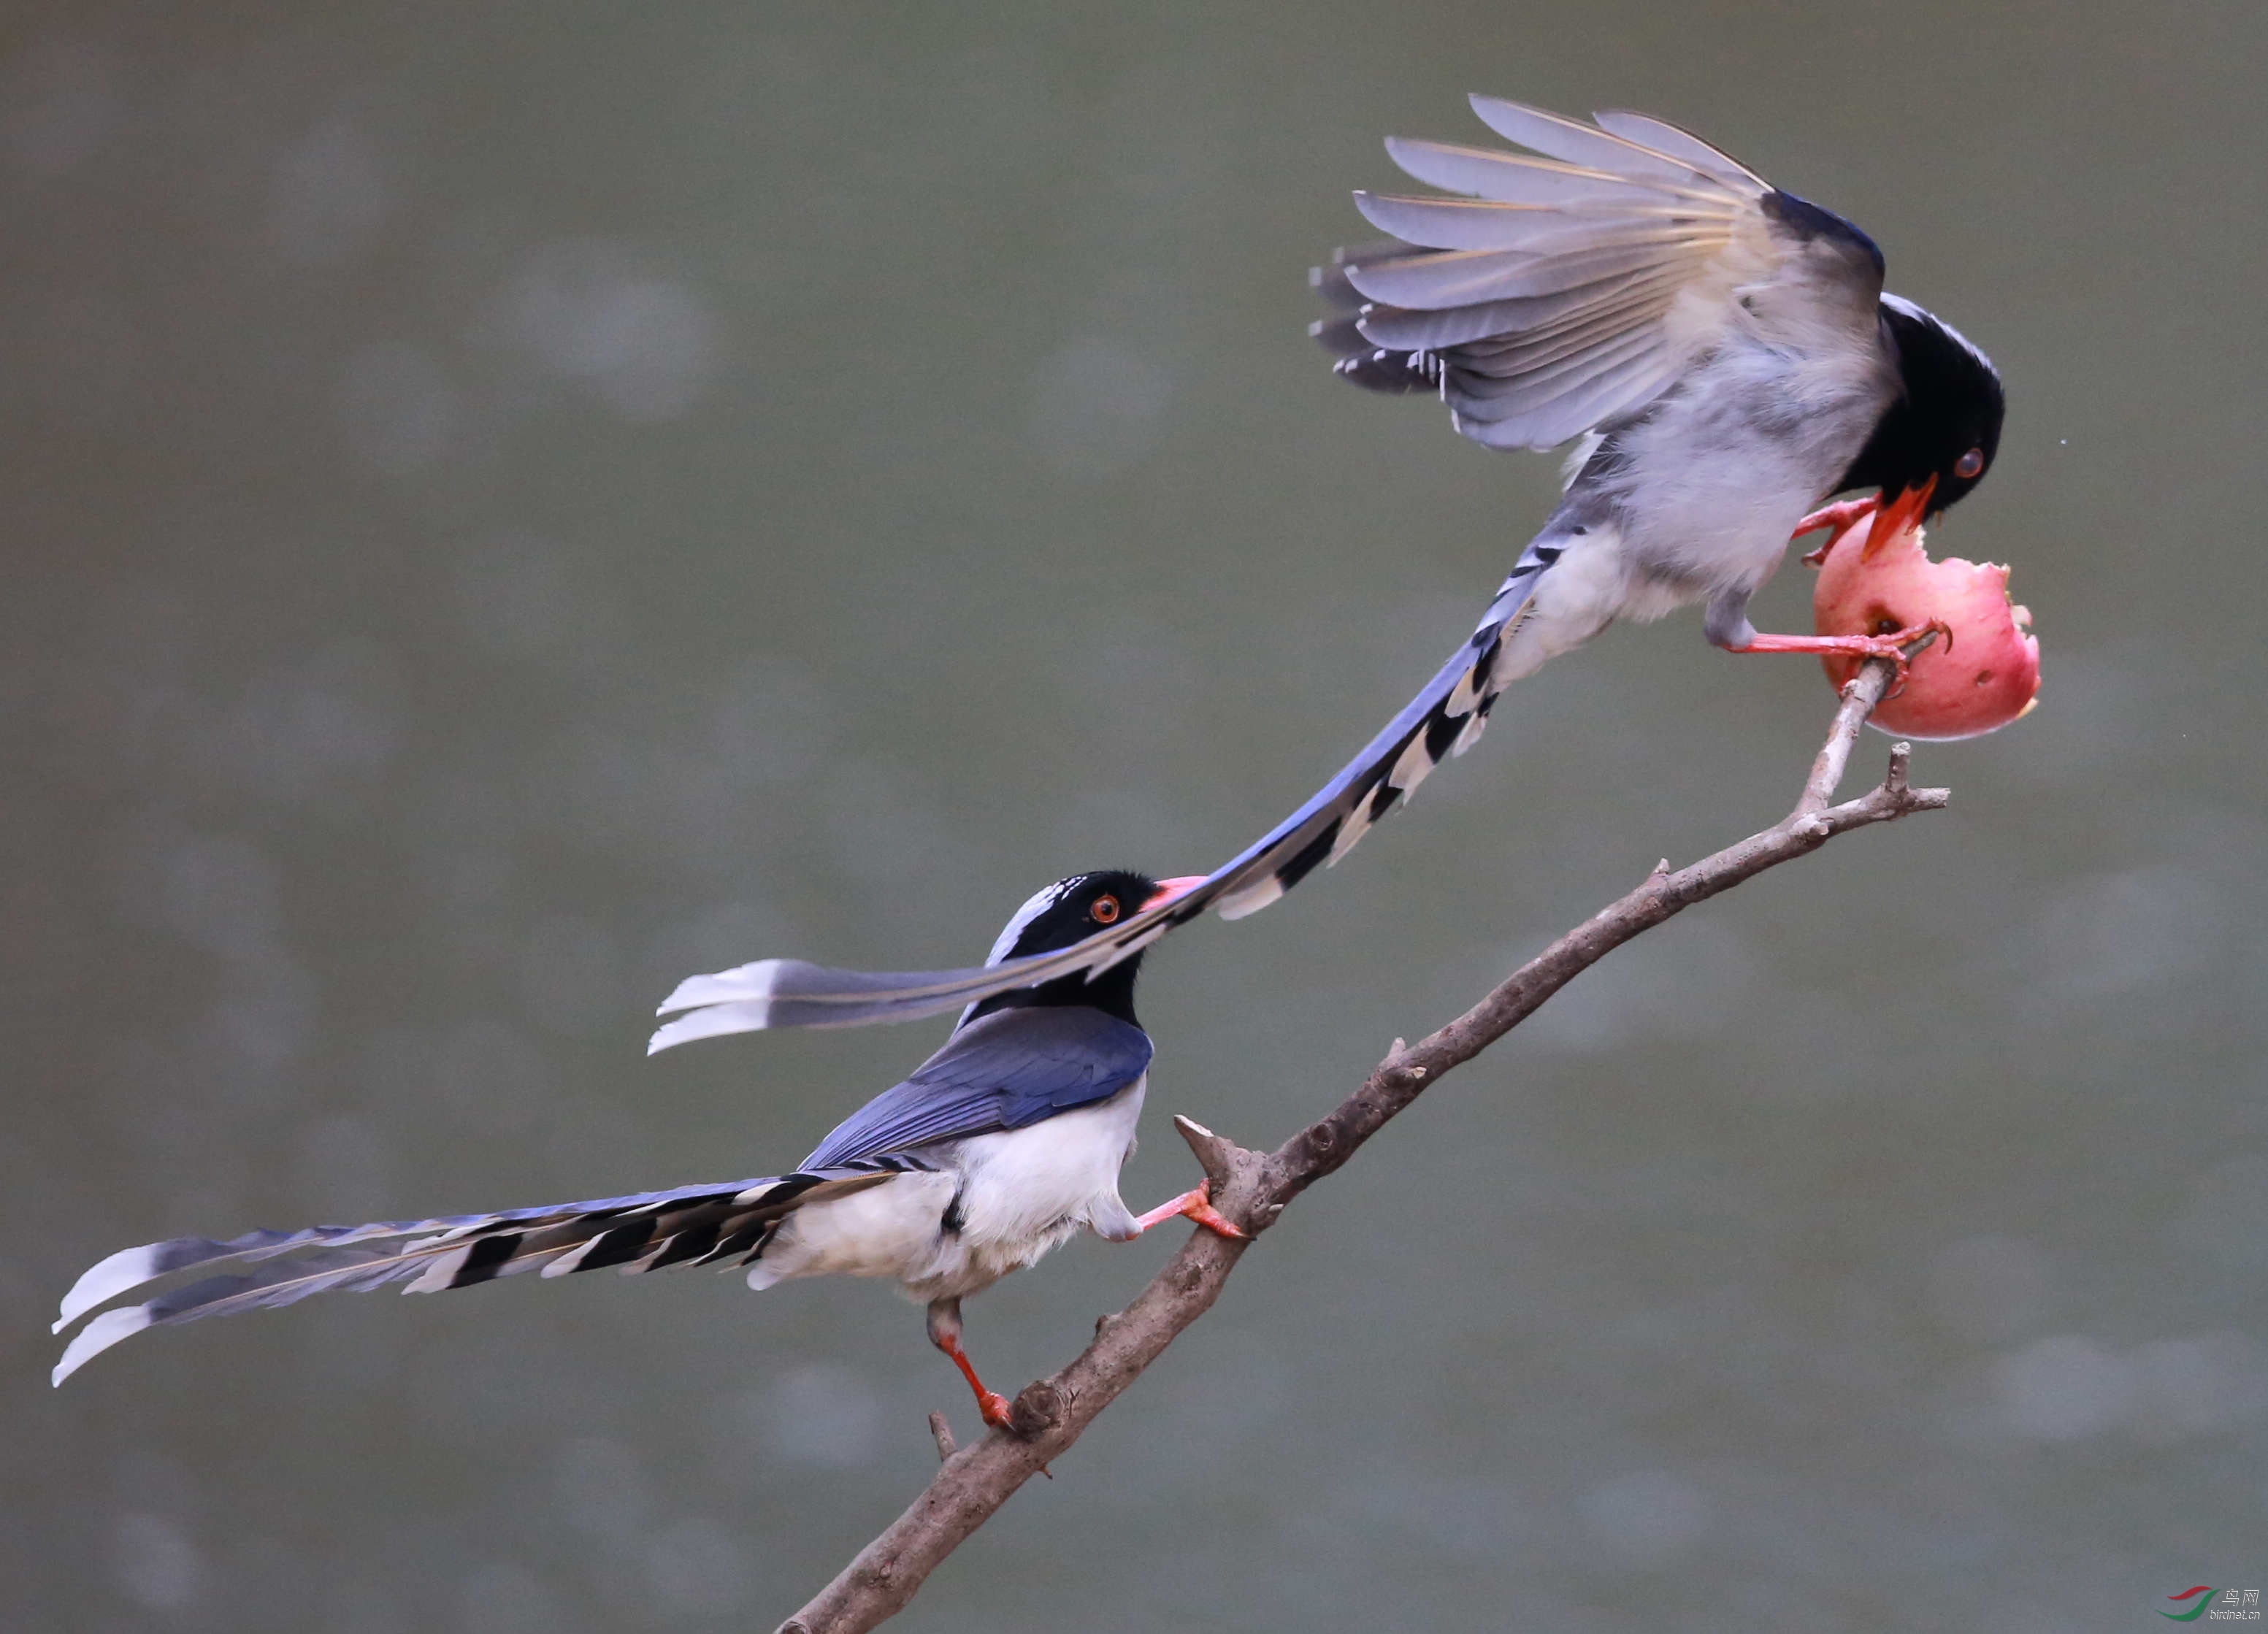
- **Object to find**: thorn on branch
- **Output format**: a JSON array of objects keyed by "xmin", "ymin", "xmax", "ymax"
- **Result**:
[
  {"xmin": 1885, "ymin": 742, "xmax": 1912, "ymax": 797},
  {"xmin": 1374, "ymin": 1043, "xmax": 1430, "ymax": 1092},
  {"xmin": 1173, "ymin": 1114, "xmax": 1238, "ymax": 1189},
  {"xmin": 928, "ymin": 1411, "xmax": 956, "ymax": 1462}
]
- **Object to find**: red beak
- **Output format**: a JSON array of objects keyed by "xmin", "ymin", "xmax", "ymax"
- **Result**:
[
  {"xmin": 1143, "ymin": 875, "xmax": 1207, "ymax": 910},
  {"xmin": 1863, "ymin": 473, "xmax": 1938, "ymax": 559}
]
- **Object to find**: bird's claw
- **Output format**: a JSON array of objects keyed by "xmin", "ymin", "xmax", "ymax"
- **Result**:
[
  {"xmin": 1131, "ymin": 1180, "xmax": 1248, "ymax": 1240},
  {"xmin": 1793, "ymin": 497, "xmax": 1879, "ymax": 564},
  {"xmin": 981, "ymin": 1391, "xmax": 1054, "ymax": 1473},
  {"xmin": 1863, "ymin": 618, "xmax": 1953, "ymax": 695},
  {"xmin": 1729, "ymin": 618, "xmax": 1950, "ymax": 695},
  {"xmin": 1180, "ymin": 1182, "xmax": 1249, "ymax": 1240}
]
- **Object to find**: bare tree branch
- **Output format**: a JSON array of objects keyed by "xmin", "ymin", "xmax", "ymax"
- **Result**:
[{"xmin": 776, "ymin": 658, "xmax": 1946, "ymax": 1634}]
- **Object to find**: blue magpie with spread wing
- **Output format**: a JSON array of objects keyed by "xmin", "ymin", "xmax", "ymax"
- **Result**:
[
  {"xmin": 648, "ymin": 97, "xmax": 2006, "ymax": 1045},
  {"xmin": 53, "ymin": 871, "xmax": 1238, "ymax": 1427}
]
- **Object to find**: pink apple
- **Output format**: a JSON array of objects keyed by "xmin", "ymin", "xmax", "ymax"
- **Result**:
[{"xmin": 1811, "ymin": 515, "xmax": 2042, "ymax": 740}]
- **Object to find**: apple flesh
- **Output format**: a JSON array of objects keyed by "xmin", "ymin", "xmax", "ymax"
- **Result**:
[{"xmin": 1811, "ymin": 515, "xmax": 2041, "ymax": 740}]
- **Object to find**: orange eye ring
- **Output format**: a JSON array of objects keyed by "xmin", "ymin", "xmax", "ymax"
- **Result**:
[
  {"xmin": 1090, "ymin": 894, "xmax": 1120, "ymax": 924},
  {"xmin": 1954, "ymin": 448, "xmax": 1984, "ymax": 480}
]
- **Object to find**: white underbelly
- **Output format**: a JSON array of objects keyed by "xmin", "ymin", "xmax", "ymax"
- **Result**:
[
  {"xmin": 1496, "ymin": 528, "xmax": 1666, "ymax": 685},
  {"xmin": 952, "ymin": 1076, "xmax": 1146, "ymax": 1253},
  {"xmin": 746, "ymin": 1170, "xmax": 959, "ymax": 1289},
  {"xmin": 747, "ymin": 1077, "xmax": 1146, "ymax": 1303}
]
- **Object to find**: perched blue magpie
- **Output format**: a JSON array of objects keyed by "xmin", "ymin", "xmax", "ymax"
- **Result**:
[
  {"xmin": 648, "ymin": 97, "xmax": 2006, "ymax": 1042},
  {"xmin": 53, "ymin": 871, "xmax": 1239, "ymax": 1427}
]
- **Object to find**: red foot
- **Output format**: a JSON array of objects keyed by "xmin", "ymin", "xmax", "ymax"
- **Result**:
[
  {"xmin": 1131, "ymin": 1181, "xmax": 1247, "ymax": 1240},
  {"xmin": 1793, "ymin": 496, "xmax": 1880, "ymax": 564},
  {"xmin": 1798, "ymin": 476, "xmax": 1939, "ymax": 564},
  {"xmin": 1728, "ymin": 621, "xmax": 1952, "ymax": 694},
  {"xmin": 930, "ymin": 1315, "xmax": 1016, "ymax": 1429}
]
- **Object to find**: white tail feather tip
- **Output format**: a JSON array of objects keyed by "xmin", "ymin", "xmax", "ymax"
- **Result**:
[
  {"xmin": 540, "ymin": 1237, "xmax": 604, "ymax": 1278},
  {"xmin": 55, "ymin": 1243, "xmax": 164, "ymax": 1332},
  {"xmin": 648, "ymin": 1000, "xmax": 775, "ymax": 1055},
  {"xmin": 656, "ymin": 959, "xmax": 783, "ymax": 1017},
  {"xmin": 403, "ymin": 1244, "xmax": 474, "ymax": 1294},
  {"xmin": 1216, "ymin": 878, "xmax": 1284, "ymax": 921},
  {"xmin": 53, "ymin": 1305, "xmax": 152, "ymax": 1386}
]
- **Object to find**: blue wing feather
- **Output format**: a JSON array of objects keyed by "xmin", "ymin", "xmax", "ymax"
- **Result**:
[{"xmin": 800, "ymin": 1006, "xmax": 1152, "ymax": 1169}]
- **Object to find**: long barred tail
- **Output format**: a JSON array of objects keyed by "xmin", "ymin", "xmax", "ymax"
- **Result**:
[
  {"xmin": 51, "ymin": 1167, "xmax": 906, "ymax": 1385},
  {"xmin": 647, "ymin": 553, "xmax": 1555, "ymax": 1043},
  {"xmin": 1200, "ymin": 552, "xmax": 1552, "ymax": 919}
]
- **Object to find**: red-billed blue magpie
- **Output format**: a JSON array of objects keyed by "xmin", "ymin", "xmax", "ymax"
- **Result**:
[
  {"xmin": 53, "ymin": 872, "xmax": 1238, "ymax": 1427},
  {"xmin": 648, "ymin": 98, "xmax": 2005, "ymax": 1042}
]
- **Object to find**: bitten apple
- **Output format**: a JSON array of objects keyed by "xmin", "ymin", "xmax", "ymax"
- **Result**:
[{"xmin": 1811, "ymin": 516, "xmax": 2041, "ymax": 740}]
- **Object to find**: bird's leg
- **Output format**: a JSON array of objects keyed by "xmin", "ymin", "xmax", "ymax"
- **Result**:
[
  {"xmin": 1722, "ymin": 628, "xmax": 1950, "ymax": 693},
  {"xmin": 926, "ymin": 1297, "xmax": 1012, "ymax": 1430},
  {"xmin": 1792, "ymin": 496, "xmax": 1879, "ymax": 564},
  {"xmin": 1130, "ymin": 1180, "xmax": 1246, "ymax": 1240},
  {"xmin": 1703, "ymin": 584, "xmax": 1946, "ymax": 694}
]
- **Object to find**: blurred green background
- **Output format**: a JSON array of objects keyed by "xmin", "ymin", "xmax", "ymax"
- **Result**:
[{"xmin": 6, "ymin": 3, "xmax": 2264, "ymax": 1630}]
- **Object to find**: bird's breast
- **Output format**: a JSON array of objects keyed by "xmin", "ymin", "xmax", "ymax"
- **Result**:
[
  {"xmin": 950, "ymin": 1077, "xmax": 1147, "ymax": 1253},
  {"xmin": 1602, "ymin": 329, "xmax": 1896, "ymax": 597}
]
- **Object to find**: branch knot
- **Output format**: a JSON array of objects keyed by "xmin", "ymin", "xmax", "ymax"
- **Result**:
[{"xmin": 1008, "ymin": 1382, "xmax": 1065, "ymax": 1440}]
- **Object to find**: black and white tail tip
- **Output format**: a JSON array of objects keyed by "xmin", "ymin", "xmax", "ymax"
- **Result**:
[{"xmin": 50, "ymin": 1170, "xmax": 898, "ymax": 1386}]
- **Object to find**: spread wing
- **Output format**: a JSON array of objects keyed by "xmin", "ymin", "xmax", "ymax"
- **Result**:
[
  {"xmin": 800, "ymin": 1005, "xmax": 1152, "ymax": 1169},
  {"xmin": 1313, "ymin": 96, "xmax": 1777, "ymax": 449}
]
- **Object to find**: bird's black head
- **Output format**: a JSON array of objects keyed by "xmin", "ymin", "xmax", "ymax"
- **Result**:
[
  {"xmin": 1836, "ymin": 293, "xmax": 2005, "ymax": 534},
  {"xmin": 962, "ymin": 869, "xmax": 1200, "ymax": 1028}
]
